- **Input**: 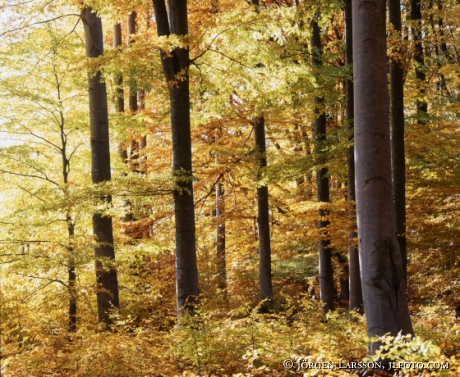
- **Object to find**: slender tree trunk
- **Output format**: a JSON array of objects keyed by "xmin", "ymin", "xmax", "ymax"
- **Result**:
[
  {"xmin": 410, "ymin": 0, "xmax": 428, "ymax": 121},
  {"xmin": 345, "ymin": 0, "xmax": 363, "ymax": 313},
  {"xmin": 250, "ymin": 0, "xmax": 273, "ymax": 309},
  {"xmin": 389, "ymin": 0, "xmax": 408, "ymax": 286},
  {"xmin": 153, "ymin": 0, "xmax": 199, "ymax": 313},
  {"xmin": 113, "ymin": 21, "xmax": 136, "ymax": 225},
  {"xmin": 216, "ymin": 179, "xmax": 226, "ymax": 292},
  {"xmin": 81, "ymin": 7, "xmax": 120, "ymax": 326},
  {"xmin": 311, "ymin": 17, "xmax": 334, "ymax": 313},
  {"xmin": 128, "ymin": 11, "xmax": 138, "ymax": 114},
  {"xmin": 54, "ymin": 58, "xmax": 79, "ymax": 332},
  {"xmin": 215, "ymin": 130, "xmax": 227, "ymax": 294},
  {"xmin": 353, "ymin": 0, "xmax": 414, "ymax": 354},
  {"xmin": 67, "ymin": 219, "xmax": 77, "ymax": 332},
  {"xmin": 128, "ymin": 11, "xmax": 142, "ymax": 175},
  {"xmin": 254, "ymin": 116, "xmax": 273, "ymax": 307},
  {"xmin": 113, "ymin": 23, "xmax": 124, "ymax": 114}
]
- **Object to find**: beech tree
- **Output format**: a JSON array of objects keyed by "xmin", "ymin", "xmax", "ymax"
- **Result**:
[
  {"xmin": 311, "ymin": 15, "xmax": 334, "ymax": 313},
  {"xmin": 215, "ymin": 129, "xmax": 227, "ymax": 294},
  {"xmin": 2, "ymin": 1, "xmax": 460, "ymax": 375},
  {"xmin": 81, "ymin": 6, "xmax": 120, "ymax": 326},
  {"xmin": 389, "ymin": 0, "xmax": 407, "ymax": 284},
  {"xmin": 252, "ymin": 0, "xmax": 273, "ymax": 308},
  {"xmin": 410, "ymin": 0, "xmax": 428, "ymax": 121},
  {"xmin": 152, "ymin": 0, "xmax": 199, "ymax": 312},
  {"xmin": 352, "ymin": 0, "xmax": 414, "ymax": 352},
  {"xmin": 345, "ymin": 0, "xmax": 363, "ymax": 312},
  {"xmin": 254, "ymin": 115, "xmax": 273, "ymax": 306}
]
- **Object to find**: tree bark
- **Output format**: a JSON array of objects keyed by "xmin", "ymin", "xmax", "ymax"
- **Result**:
[
  {"xmin": 389, "ymin": 0, "xmax": 408, "ymax": 286},
  {"xmin": 216, "ymin": 180, "xmax": 226, "ymax": 292},
  {"xmin": 311, "ymin": 17, "xmax": 334, "ymax": 313},
  {"xmin": 352, "ymin": 0, "xmax": 414, "ymax": 354},
  {"xmin": 254, "ymin": 116, "xmax": 273, "ymax": 307},
  {"xmin": 81, "ymin": 7, "xmax": 120, "ymax": 326},
  {"xmin": 410, "ymin": 0, "xmax": 428, "ymax": 121},
  {"xmin": 215, "ymin": 130, "xmax": 227, "ymax": 294},
  {"xmin": 345, "ymin": 0, "xmax": 363, "ymax": 313},
  {"xmin": 113, "ymin": 22, "xmax": 124, "ymax": 114},
  {"xmin": 128, "ymin": 11, "xmax": 138, "ymax": 114},
  {"xmin": 153, "ymin": 0, "xmax": 199, "ymax": 313}
]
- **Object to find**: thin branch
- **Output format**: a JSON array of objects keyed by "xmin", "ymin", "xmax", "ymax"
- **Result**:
[
  {"xmin": 0, "ymin": 14, "xmax": 81, "ymax": 37},
  {"xmin": 0, "ymin": 167, "xmax": 60, "ymax": 187},
  {"xmin": 195, "ymin": 173, "xmax": 224, "ymax": 215}
]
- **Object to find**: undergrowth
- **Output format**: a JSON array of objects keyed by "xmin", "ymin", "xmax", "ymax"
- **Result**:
[{"xmin": 2, "ymin": 297, "xmax": 459, "ymax": 377}]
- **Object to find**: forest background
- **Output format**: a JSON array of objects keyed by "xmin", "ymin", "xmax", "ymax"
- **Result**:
[{"xmin": 0, "ymin": 0, "xmax": 459, "ymax": 376}]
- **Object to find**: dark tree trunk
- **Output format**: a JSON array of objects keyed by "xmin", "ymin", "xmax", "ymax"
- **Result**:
[
  {"xmin": 128, "ymin": 11, "xmax": 142, "ymax": 174},
  {"xmin": 153, "ymin": 0, "xmax": 199, "ymax": 313},
  {"xmin": 128, "ymin": 11, "xmax": 138, "ymax": 114},
  {"xmin": 311, "ymin": 18, "xmax": 334, "ymax": 313},
  {"xmin": 345, "ymin": 0, "xmax": 363, "ymax": 313},
  {"xmin": 352, "ymin": 0, "xmax": 414, "ymax": 354},
  {"xmin": 250, "ymin": 0, "xmax": 273, "ymax": 309},
  {"xmin": 215, "ymin": 129, "xmax": 227, "ymax": 294},
  {"xmin": 81, "ymin": 7, "xmax": 120, "ymax": 326},
  {"xmin": 410, "ymin": 0, "xmax": 428, "ymax": 120},
  {"xmin": 254, "ymin": 116, "xmax": 273, "ymax": 307},
  {"xmin": 113, "ymin": 23, "xmax": 124, "ymax": 114},
  {"xmin": 216, "ymin": 180, "xmax": 226, "ymax": 292},
  {"xmin": 389, "ymin": 0, "xmax": 408, "ymax": 286}
]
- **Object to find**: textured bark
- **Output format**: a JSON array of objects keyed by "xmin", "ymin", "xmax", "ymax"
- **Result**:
[
  {"xmin": 81, "ymin": 7, "xmax": 120, "ymax": 326},
  {"xmin": 312, "ymin": 18, "xmax": 334, "ymax": 313},
  {"xmin": 254, "ymin": 116, "xmax": 273, "ymax": 306},
  {"xmin": 345, "ymin": 0, "xmax": 363, "ymax": 313},
  {"xmin": 389, "ymin": 0, "xmax": 407, "ymax": 285},
  {"xmin": 352, "ymin": 0, "xmax": 414, "ymax": 353},
  {"xmin": 410, "ymin": 0, "xmax": 428, "ymax": 120},
  {"xmin": 153, "ymin": 0, "xmax": 199, "ymax": 312}
]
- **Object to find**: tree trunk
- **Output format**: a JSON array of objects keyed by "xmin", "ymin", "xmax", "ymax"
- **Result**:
[
  {"xmin": 81, "ymin": 7, "xmax": 120, "ymax": 326},
  {"xmin": 153, "ymin": 0, "xmax": 199, "ymax": 313},
  {"xmin": 128, "ymin": 11, "xmax": 138, "ymax": 114},
  {"xmin": 113, "ymin": 22, "xmax": 124, "ymax": 114},
  {"xmin": 311, "ymin": 17, "xmax": 334, "ymax": 313},
  {"xmin": 128, "ymin": 11, "xmax": 142, "ymax": 174},
  {"xmin": 250, "ymin": 0, "xmax": 273, "ymax": 310},
  {"xmin": 67, "ymin": 219, "xmax": 77, "ymax": 332},
  {"xmin": 345, "ymin": 0, "xmax": 363, "ymax": 313},
  {"xmin": 216, "ymin": 179, "xmax": 226, "ymax": 292},
  {"xmin": 410, "ymin": 0, "xmax": 428, "ymax": 121},
  {"xmin": 254, "ymin": 116, "xmax": 273, "ymax": 308},
  {"xmin": 215, "ymin": 129, "xmax": 227, "ymax": 294},
  {"xmin": 389, "ymin": 0, "xmax": 408, "ymax": 286},
  {"xmin": 353, "ymin": 0, "xmax": 414, "ymax": 354}
]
